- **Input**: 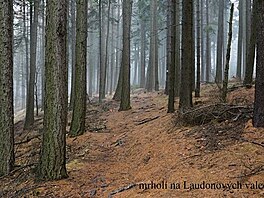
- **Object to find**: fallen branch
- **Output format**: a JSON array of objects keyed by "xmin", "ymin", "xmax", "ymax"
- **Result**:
[
  {"xmin": 10, "ymin": 184, "xmax": 43, "ymax": 198},
  {"xmin": 240, "ymin": 138, "xmax": 264, "ymax": 148},
  {"xmin": 108, "ymin": 184, "xmax": 137, "ymax": 198},
  {"xmin": 175, "ymin": 103, "xmax": 253, "ymax": 126},
  {"xmin": 0, "ymin": 163, "xmax": 36, "ymax": 180},
  {"xmin": 136, "ymin": 116, "xmax": 160, "ymax": 125},
  {"xmin": 237, "ymin": 165, "xmax": 264, "ymax": 179},
  {"xmin": 15, "ymin": 134, "xmax": 41, "ymax": 145},
  {"xmin": 227, "ymin": 85, "xmax": 245, "ymax": 92}
]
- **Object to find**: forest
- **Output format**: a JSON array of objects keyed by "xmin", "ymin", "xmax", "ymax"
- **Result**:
[{"xmin": 0, "ymin": 0, "xmax": 264, "ymax": 197}]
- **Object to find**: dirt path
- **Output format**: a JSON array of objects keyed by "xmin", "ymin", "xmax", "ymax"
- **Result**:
[{"xmin": 0, "ymin": 90, "xmax": 263, "ymax": 198}]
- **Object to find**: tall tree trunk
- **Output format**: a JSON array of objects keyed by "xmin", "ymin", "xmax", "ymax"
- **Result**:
[
  {"xmin": 165, "ymin": 0, "xmax": 171, "ymax": 95},
  {"xmin": 236, "ymin": 0, "xmax": 243, "ymax": 80},
  {"xmin": 174, "ymin": 0, "xmax": 181, "ymax": 97},
  {"xmin": 242, "ymin": 0, "xmax": 247, "ymax": 78},
  {"xmin": 104, "ymin": 0, "xmax": 111, "ymax": 95},
  {"xmin": 24, "ymin": 0, "xmax": 39, "ymax": 129},
  {"xmin": 215, "ymin": 0, "xmax": 224, "ymax": 83},
  {"xmin": 222, "ymin": 4, "xmax": 234, "ymax": 103},
  {"xmin": 99, "ymin": 0, "xmax": 103, "ymax": 102},
  {"xmin": 15, "ymin": 53, "xmax": 21, "ymax": 110},
  {"xmin": 133, "ymin": 43, "xmax": 138, "ymax": 85},
  {"xmin": 113, "ymin": 62, "xmax": 123, "ymax": 101},
  {"xmin": 114, "ymin": 0, "xmax": 121, "ymax": 90},
  {"xmin": 205, "ymin": 0, "xmax": 211, "ymax": 82},
  {"xmin": 191, "ymin": 0, "xmax": 195, "ymax": 91},
  {"xmin": 139, "ymin": 19, "xmax": 146, "ymax": 88},
  {"xmin": 244, "ymin": 0, "xmax": 257, "ymax": 86},
  {"xmin": 109, "ymin": 4, "xmax": 115, "ymax": 95},
  {"xmin": 119, "ymin": 0, "xmax": 132, "ymax": 111},
  {"xmin": 160, "ymin": 43, "xmax": 166, "ymax": 88},
  {"xmin": 41, "ymin": 0, "xmax": 45, "ymax": 109},
  {"xmin": 99, "ymin": 0, "xmax": 107, "ymax": 102},
  {"xmin": 21, "ymin": 46, "xmax": 26, "ymax": 110},
  {"xmin": 168, "ymin": 0, "xmax": 176, "ymax": 113},
  {"xmin": 253, "ymin": 0, "xmax": 264, "ymax": 127},
  {"xmin": 22, "ymin": 0, "xmax": 29, "ymax": 110},
  {"xmin": 38, "ymin": 0, "xmax": 68, "ymax": 180},
  {"xmin": 200, "ymin": 0, "xmax": 205, "ymax": 82},
  {"xmin": 69, "ymin": 0, "xmax": 76, "ymax": 109},
  {"xmin": 113, "ymin": 0, "xmax": 123, "ymax": 101},
  {"xmin": 195, "ymin": 0, "xmax": 201, "ymax": 97},
  {"xmin": 88, "ymin": 2, "xmax": 94, "ymax": 97},
  {"xmin": 179, "ymin": 0, "xmax": 194, "ymax": 110},
  {"xmin": 0, "ymin": 0, "xmax": 14, "ymax": 176},
  {"xmin": 154, "ymin": 24, "xmax": 159, "ymax": 91},
  {"xmin": 146, "ymin": 0, "xmax": 157, "ymax": 92},
  {"xmin": 70, "ymin": 0, "xmax": 88, "ymax": 137}
]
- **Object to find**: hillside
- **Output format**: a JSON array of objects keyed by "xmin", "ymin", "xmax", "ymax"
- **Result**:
[{"xmin": 0, "ymin": 84, "xmax": 263, "ymax": 198}]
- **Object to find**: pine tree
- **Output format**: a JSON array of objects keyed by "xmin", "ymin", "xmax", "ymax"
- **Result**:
[
  {"xmin": 179, "ymin": 0, "xmax": 194, "ymax": 110},
  {"xmin": 215, "ymin": 0, "xmax": 224, "ymax": 83},
  {"xmin": 24, "ymin": 0, "xmax": 40, "ymax": 129},
  {"xmin": 253, "ymin": 0, "xmax": 264, "ymax": 127},
  {"xmin": 119, "ymin": 0, "xmax": 133, "ymax": 111},
  {"xmin": 168, "ymin": 0, "xmax": 176, "ymax": 113},
  {"xmin": 0, "ymin": 0, "xmax": 14, "ymax": 176},
  {"xmin": 38, "ymin": 0, "xmax": 68, "ymax": 180},
  {"xmin": 244, "ymin": 0, "xmax": 257, "ymax": 86},
  {"xmin": 70, "ymin": 0, "xmax": 88, "ymax": 137}
]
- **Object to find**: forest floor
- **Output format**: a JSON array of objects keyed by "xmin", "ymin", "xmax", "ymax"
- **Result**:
[{"xmin": 0, "ymin": 84, "xmax": 264, "ymax": 198}]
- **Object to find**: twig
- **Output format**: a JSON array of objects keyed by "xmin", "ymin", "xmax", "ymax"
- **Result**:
[
  {"xmin": 0, "ymin": 163, "xmax": 36, "ymax": 180},
  {"xmin": 236, "ymin": 165, "xmax": 264, "ymax": 179},
  {"xmin": 11, "ymin": 163, "xmax": 37, "ymax": 174},
  {"xmin": 10, "ymin": 184, "xmax": 43, "ymax": 198},
  {"xmin": 15, "ymin": 135, "xmax": 41, "ymax": 145},
  {"xmin": 240, "ymin": 138, "xmax": 264, "ymax": 148},
  {"xmin": 108, "ymin": 183, "xmax": 137, "ymax": 198},
  {"xmin": 136, "ymin": 116, "xmax": 160, "ymax": 125},
  {"xmin": 227, "ymin": 85, "xmax": 245, "ymax": 92}
]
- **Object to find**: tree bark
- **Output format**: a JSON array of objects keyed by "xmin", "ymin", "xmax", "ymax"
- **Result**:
[
  {"xmin": 99, "ymin": 0, "xmax": 107, "ymax": 102},
  {"xmin": 236, "ymin": 0, "xmax": 243, "ymax": 80},
  {"xmin": 114, "ymin": 0, "xmax": 121, "ymax": 90},
  {"xmin": 215, "ymin": 0, "xmax": 224, "ymax": 84},
  {"xmin": 0, "ymin": 0, "xmax": 14, "ymax": 176},
  {"xmin": 222, "ymin": 4, "xmax": 234, "ymax": 103},
  {"xmin": 139, "ymin": 19, "xmax": 146, "ymax": 88},
  {"xmin": 70, "ymin": 0, "xmax": 88, "ymax": 137},
  {"xmin": 22, "ymin": 0, "xmax": 28, "ymax": 110},
  {"xmin": 244, "ymin": 0, "xmax": 257, "ymax": 86},
  {"xmin": 195, "ymin": 0, "xmax": 201, "ymax": 97},
  {"xmin": 179, "ymin": 0, "xmax": 194, "ymax": 110},
  {"xmin": 200, "ymin": 0, "xmax": 205, "ymax": 82},
  {"xmin": 41, "ymin": 0, "xmax": 45, "ymax": 109},
  {"xmin": 168, "ymin": 0, "xmax": 176, "ymax": 113},
  {"xmin": 174, "ymin": 0, "xmax": 180, "ymax": 97},
  {"xmin": 24, "ymin": 0, "xmax": 40, "ymax": 129},
  {"xmin": 109, "ymin": 4, "xmax": 115, "ymax": 95},
  {"xmin": 119, "ymin": 0, "xmax": 132, "ymax": 111},
  {"xmin": 205, "ymin": 0, "xmax": 211, "ymax": 82},
  {"xmin": 104, "ymin": 0, "xmax": 111, "ymax": 95},
  {"xmin": 88, "ymin": 6, "xmax": 94, "ymax": 97},
  {"xmin": 38, "ymin": 0, "xmax": 68, "ymax": 180},
  {"xmin": 69, "ymin": 0, "xmax": 76, "ymax": 110},
  {"xmin": 146, "ymin": 0, "xmax": 157, "ymax": 92},
  {"xmin": 253, "ymin": 0, "xmax": 264, "ymax": 127},
  {"xmin": 165, "ymin": 0, "xmax": 171, "ymax": 95},
  {"xmin": 133, "ymin": 43, "xmax": 139, "ymax": 85}
]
